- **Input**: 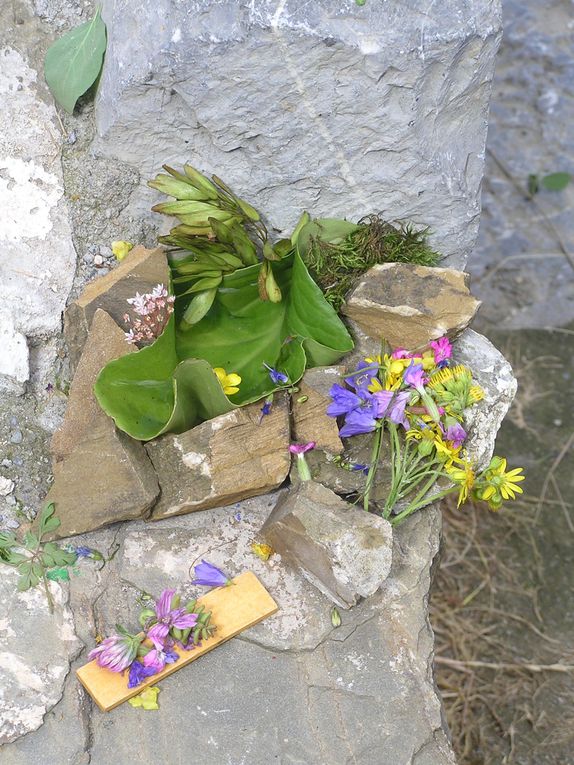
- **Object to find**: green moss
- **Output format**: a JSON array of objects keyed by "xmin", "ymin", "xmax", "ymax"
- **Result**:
[{"xmin": 303, "ymin": 216, "xmax": 441, "ymax": 310}]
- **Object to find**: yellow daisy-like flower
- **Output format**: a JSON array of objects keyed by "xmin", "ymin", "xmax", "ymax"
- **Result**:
[
  {"xmin": 447, "ymin": 456, "xmax": 476, "ymax": 507},
  {"xmin": 485, "ymin": 457, "xmax": 525, "ymax": 500},
  {"xmin": 214, "ymin": 367, "xmax": 242, "ymax": 396}
]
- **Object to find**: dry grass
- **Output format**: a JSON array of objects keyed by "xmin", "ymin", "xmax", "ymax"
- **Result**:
[{"xmin": 431, "ymin": 496, "xmax": 574, "ymax": 764}]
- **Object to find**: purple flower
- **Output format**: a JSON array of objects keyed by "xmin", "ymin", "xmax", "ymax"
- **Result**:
[
  {"xmin": 445, "ymin": 422, "xmax": 466, "ymax": 448},
  {"xmin": 128, "ymin": 659, "xmax": 157, "ymax": 688},
  {"xmin": 89, "ymin": 632, "xmax": 142, "ymax": 672},
  {"xmin": 374, "ymin": 390, "xmax": 411, "ymax": 429},
  {"xmin": 403, "ymin": 362, "xmax": 427, "ymax": 390},
  {"xmin": 146, "ymin": 589, "xmax": 198, "ymax": 649},
  {"xmin": 326, "ymin": 384, "xmax": 365, "ymax": 416},
  {"xmin": 263, "ymin": 363, "xmax": 289, "ymax": 385},
  {"xmin": 74, "ymin": 546, "xmax": 93, "ymax": 558},
  {"xmin": 350, "ymin": 463, "xmax": 369, "ymax": 475},
  {"xmin": 344, "ymin": 361, "xmax": 377, "ymax": 392},
  {"xmin": 289, "ymin": 442, "xmax": 316, "ymax": 455},
  {"xmin": 191, "ymin": 560, "xmax": 232, "ymax": 588},
  {"xmin": 339, "ymin": 408, "xmax": 380, "ymax": 438},
  {"xmin": 258, "ymin": 396, "xmax": 273, "ymax": 424},
  {"xmin": 430, "ymin": 337, "xmax": 452, "ymax": 365},
  {"xmin": 142, "ymin": 646, "xmax": 179, "ymax": 674}
]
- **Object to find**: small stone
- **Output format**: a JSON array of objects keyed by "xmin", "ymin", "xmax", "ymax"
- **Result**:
[
  {"xmin": 93, "ymin": 254, "xmax": 104, "ymax": 266},
  {"xmin": 64, "ymin": 245, "xmax": 169, "ymax": 372},
  {"xmin": 291, "ymin": 366, "xmax": 344, "ymax": 455},
  {"xmin": 9, "ymin": 416, "xmax": 18, "ymax": 427},
  {"xmin": 99, "ymin": 245, "xmax": 113, "ymax": 258},
  {"xmin": 66, "ymin": 129, "xmax": 77, "ymax": 144},
  {"xmin": 146, "ymin": 396, "xmax": 291, "ymax": 520},
  {"xmin": 0, "ymin": 476, "xmax": 14, "ymax": 496},
  {"xmin": 262, "ymin": 481, "xmax": 393, "ymax": 609},
  {"xmin": 1, "ymin": 459, "xmax": 11, "ymax": 467},
  {"xmin": 10, "ymin": 430, "xmax": 23, "ymax": 444},
  {"xmin": 342, "ymin": 263, "xmax": 481, "ymax": 350},
  {"xmin": 46, "ymin": 310, "xmax": 159, "ymax": 538},
  {"xmin": 13, "ymin": 457, "xmax": 23, "ymax": 466}
]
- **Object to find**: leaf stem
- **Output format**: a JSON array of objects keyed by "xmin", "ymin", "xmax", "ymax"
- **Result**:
[{"xmin": 363, "ymin": 424, "xmax": 384, "ymax": 512}]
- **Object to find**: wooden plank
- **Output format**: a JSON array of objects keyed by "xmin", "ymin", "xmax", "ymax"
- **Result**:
[{"xmin": 76, "ymin": 571, "xmax": 278, "ymax": 711}]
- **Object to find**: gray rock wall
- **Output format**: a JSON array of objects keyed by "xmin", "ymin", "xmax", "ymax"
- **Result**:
[{"xmin": 96, "ymin": 0, "xmax": 502, "ymax": 267}]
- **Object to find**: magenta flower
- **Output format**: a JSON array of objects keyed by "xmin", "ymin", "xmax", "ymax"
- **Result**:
[
  {"xmin": 430, "ymin": 337, "xmax": 452, "ymax": 366},
  {"xmin": 289, "ymin": 442, "xmax": 316, "ymax": 455},
  {"xmin": 142, "ymin": 645, "xmax": 179, "ymax": 673},
  {"xmin": 391, "ymin": 348, "xmax": 414, "ymax": 360},
  {"xmin": 191, "ymin": 560, "xmax": 232, "ymax": 588},
  {"xmin": 88, "ymin": 632, "xmax": 142, "ymax": 672},
  {"xmin": 445, "ymin": 422, "xmax": 466, "ymax": 448},
  {"xmin": 146, "ymin": 589, "xmax": 198, "ymax": 648}
]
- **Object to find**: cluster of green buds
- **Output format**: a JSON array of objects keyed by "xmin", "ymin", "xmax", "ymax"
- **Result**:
[
  {"xmin": 149, "ymin": 164, "xmax": 294, "ymax": 325},
  {"xmin": 427, "ymin": 365, "xmax": 484, "ymax": 418}
]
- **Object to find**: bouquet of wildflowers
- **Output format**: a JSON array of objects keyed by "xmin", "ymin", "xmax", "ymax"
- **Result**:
[
  {"xmin": 326, "ymin": 337, "xmax": 524, "ymax": 525},
  {"xmin": 89, "ymin": 562, "xmax": 230, "ymax": 687}
]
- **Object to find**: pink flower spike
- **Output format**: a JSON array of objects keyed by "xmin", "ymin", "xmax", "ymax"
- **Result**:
[
  {"xmin": 430, "ymin": 337, "xmax": 452, "ymax": 364},
  {"xmin": 289, "ymin": 442, "xmax": 316, "ymax": 455}
]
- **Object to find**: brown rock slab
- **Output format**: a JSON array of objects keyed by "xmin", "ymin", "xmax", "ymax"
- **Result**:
[
  {"xmin": 262, "ymin": 480, "xmax": 393, "ymax": 609},
  {"xmin": 146, "ymin": 395, "xmax": 291, "ymax": 519},
  {"xmin": 291, "ymin": 366, "xmax": 344, "ymax": 455},
  {"xmin": 64, "ymin": 245, "xmax": 169, "ymax": 371},
  {"xmin": 341, "ymin": 263, "xmax": 481, "ymax": 350},
  {"xmin": 46, "ymin": 310, "xmax": 159, "ymax": 538}
]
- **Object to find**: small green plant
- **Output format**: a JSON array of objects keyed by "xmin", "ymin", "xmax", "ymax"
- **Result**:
[
  {"xmin": 0, "ymin": 503, "xmax": 77, "ymax": 612},
  {"xmin": 302, "ymin": 216, "xmax": 441, "ymax": 310},
  {"xmin": 44, "ymin": 7, "xmax": 107, "ymax": 114}
]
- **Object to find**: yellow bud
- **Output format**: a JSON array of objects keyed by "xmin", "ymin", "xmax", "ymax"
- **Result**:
[{"xmin": 111, "ymin": 240, "xmax": 134, "ymax": 261}]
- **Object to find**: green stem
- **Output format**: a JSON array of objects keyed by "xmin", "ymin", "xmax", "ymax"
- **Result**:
[
  {"xmin": 363, "ymin": 425, "xmax": 384, "ymax": 512},
  {"xmin": 390, "ymin": 487, "xmax": 456, "ymax": 526},
  {"xmin": 42, "ymin": 572, "xmax": 54, "ymax": 614}
]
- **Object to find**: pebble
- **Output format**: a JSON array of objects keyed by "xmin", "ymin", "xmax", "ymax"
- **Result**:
[
  {"xmin": 67, "ymin": 129, "xmax": 77, "ymax": 145},
  {"xmin": 10, "ymin": 430, "xmax": 23, "ymax": 444},
  {"xmin": 9, "ymin": 416, "xmax": 18, "ymax": 427},
  {"xmin": 13, "ymin": 457, "xmax": 23, "ymax": 466},
  {"xmin": 1, "ymin": 459, "xmax": 11, "ymax": 467},
  {"xmin": 98, "ymin": 268, "xmax": 110, "ymax": 276},
  {"xmin": 93, "ymin": 254, "xmax": 104, "ymax": 266},
  {"xmin": 99, "ymin": 245, "xmax": 113, "ymax": 258},
  {"xmin": 0, "ymin": 476, "xmax": 14, "ymax": 496}
]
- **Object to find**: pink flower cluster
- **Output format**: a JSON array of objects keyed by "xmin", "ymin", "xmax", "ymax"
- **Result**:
[{"xmin": 123, "ymin": 284, "xmax": 175, "ymax": 345}]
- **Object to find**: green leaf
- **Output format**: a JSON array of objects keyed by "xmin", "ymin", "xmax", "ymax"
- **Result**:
[
  {"xmin": 2, "ymin": 551, "xmax": 28, "ymax": 566},
  {"xmin": 44, "ymin": 8, "xmax": 107, "ymax": 114},
  {"xmin": 46, "ymin": 567, "xmax": 70, "ymax": 582},
  {"xmin": 23, "ymin": 532, "xmax": 39, "ymax": 550},
  {"xmin": 17, "ymin": 561, "xmax": 38, "ymax": 591},
  {"xmin": 38, "ymin": 503, "xmax": 60, "ymax": 538},
  {"xmin": 0, "ymin": 532, "xmax": 17, "ymax": 548},
  {"xmin": 94, "ymin": 253, "xmax": 353, "ymax": 440},
  {"xmin": 541, "ymin": 172, "xmax": 571, "ymax": 191},
  {"xmin": 42, "ymin": 542, "xmax": 77, "ymax": 567}
]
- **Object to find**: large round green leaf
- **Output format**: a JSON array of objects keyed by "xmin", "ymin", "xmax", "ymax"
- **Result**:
[{"xmin": 94, "ymin": 252, "xmax": 353, "ymax": 440}]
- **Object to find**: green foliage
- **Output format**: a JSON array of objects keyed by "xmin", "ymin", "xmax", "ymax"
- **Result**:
[
  {"xmin": 95, "ymin": 252, "xmax": 353, "ymax": 440},
  {"xmin": 528, "ymin": 171, "xmax": 571, "ymax": 196},
  {"xmin": 44, "ymin": 8, "xmax": 107, "ymax": 113},
  {"xmin": 0, "ymin": 503, "xmax": 78, "ymax": 612},
  {"xmin": 297, "ymin": 215, "xmax": 441, "ymax": 310}
]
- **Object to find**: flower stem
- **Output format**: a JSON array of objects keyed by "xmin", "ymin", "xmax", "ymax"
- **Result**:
[
  {"xmin": 390, "ymin": 487, "xmax": 456, "ymax": 526},
  {"xmin": 363, "ymin": 424, "xmax": 384, "ymax": 512},
  {"xmin": 42, "ymin": 572, "xmax": 54, "ymax": 614}
]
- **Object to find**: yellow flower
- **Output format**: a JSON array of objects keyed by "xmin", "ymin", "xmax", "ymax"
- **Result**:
[
  {"xmin": 128, "ymin": 686, "xmax": 160, "ymax": 710},
  {"xmin": 447, "ymin": 456, "xmax": 475, "ymax": 507},
  {"xmin": 251, "ymin": 542, "xmax": 274, "ymax": 561},
  {"xmin": 111, "ymin": 240, "xmax": 134, "ymax": 261},
  {"xmin": 469, "ymin": 385, "xmax": 485, "ymax": 403},
  {"xmin": 214, "ymin": 367, "xmax": 242, "ymax": 395},
  {"xmin": 485, "ymin": 457, "xmax": 525, "ymax": 500}
]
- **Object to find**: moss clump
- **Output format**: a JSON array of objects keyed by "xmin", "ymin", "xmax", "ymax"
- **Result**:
[{"xmin": 303, "ymin": 215, "xmax": 441, "ymax": 310}]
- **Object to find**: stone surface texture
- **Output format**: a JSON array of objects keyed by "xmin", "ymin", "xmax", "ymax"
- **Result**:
[
  {"xmin": 292, "ymin": 365, "xmax": 344, "ymax": 454},
  {"xmin": 0, "ymin": 495, "xmax": 455, "ymax": 764},
  {"xmin": 262, "ymin": 480, "xmax": 393, "ymax": 608},
  {"xmin": 0, "ymin": 44, "xmax": 76, "ymax": 391},
  {"xmin": 146, "ymin": 396, "xmax": 291, "ymax": 519},
  {"xmin": 95, "ymin": 0, "xmax": 501, "ymax": 269},
  {"xmin": 46, "ymin": 310, "xmax": 159, "ymax": 537},
  {"xmin": 342, "ymin": 263, "xmax": 481, "ymax": 349},
  {"xmin": 64, "ymin": 245, "xmax": 169, "ymax": 371},
  {"xmin": 0, "ymin": 568, "xmax": 81, "ymax": 744}
]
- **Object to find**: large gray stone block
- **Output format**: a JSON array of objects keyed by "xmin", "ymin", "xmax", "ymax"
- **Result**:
[{"xmin": 95, "ymin": 0, "xmax": 502, "ymax": 267}]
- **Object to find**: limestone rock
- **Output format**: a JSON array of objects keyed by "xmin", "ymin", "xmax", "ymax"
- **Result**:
[
  {"xmin": 46, "ymin": 310, "xmax": 159, "ymax": 538},
  {"xmin": 146, "ymin": 396, "xmax": 291, "ymax": 519},
  {"xmin": 64, "ymin": 245, "xmax": 168, "ymax": 371},
  {"xmin": 291, "ymin": 366, "xmax": 344, "ymax": 455},
  {"xmin": 262, "ymin": 481, "xmax": 393, "ymax": 609},
  {"xmin": 95, "ymin": 0, "xmax": 501, "ymax": 270},
  {"xmin": 342, "ymin": 263, "xmax": 481, "ymax": 350},
  {"xmin": 0, "ymin": 569, "xmax": 81, "ymax": 744}
]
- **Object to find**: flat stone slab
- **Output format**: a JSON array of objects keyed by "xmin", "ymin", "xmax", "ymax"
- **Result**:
[
  {"xmin": 146, "ymin": 395, "xmax": 291, "ymax": 519},
  {"xmin": 0, "ymin": 570, "xmax": 80, "ymax": 745}
]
